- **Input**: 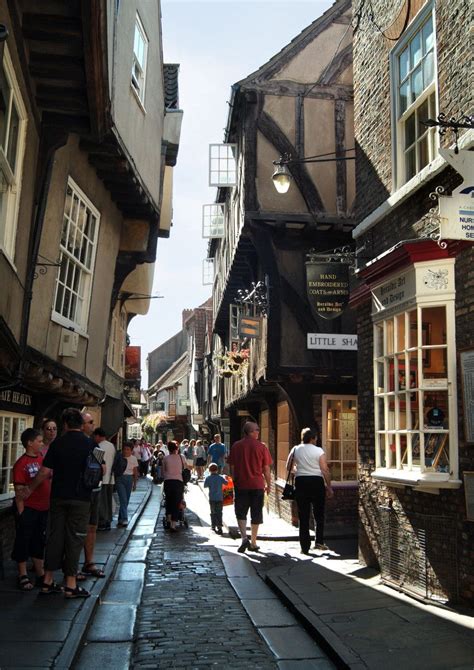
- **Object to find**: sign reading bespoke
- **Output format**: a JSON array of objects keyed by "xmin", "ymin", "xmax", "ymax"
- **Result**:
[
  {"xmin": 307, "ymin": 334, "xmax": 358, "ymax": 350},
  {"xmin": 305, "ymin": 261, "xmax": 350, "ymax": 320}
]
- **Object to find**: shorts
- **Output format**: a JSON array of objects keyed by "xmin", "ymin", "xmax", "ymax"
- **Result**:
[
  {"xmin": 234, "ymin": 488, "xmax": 264, "ymax": 525},
  {"xmin": 196, "ymin": 457, "xmax": 206, "ymax": 466},
  {"xmin": 186, "ymin": 458, "xmax": 194, "ymax": 467},
  {"xmin": 12, "ymin": 506, "xmax": 48, "ymax": 562},
  {"xmin": 89, "ymin": 489, "xmax": 100, "ymax": 526}
]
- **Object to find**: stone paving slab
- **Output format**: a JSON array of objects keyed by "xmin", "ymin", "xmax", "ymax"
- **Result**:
[
  {"xmin": 86, "ymin": 603, "xmax": 136, "ymax": 642},
  {"xmin": 277, "ymin": 661, "xmax": 336, "ymax": 670},
  {"xmin": 228, "ymin": 575, "xmax": 279, "ymax": 600},
  {"xmin": 0, "ymin": 642, "xmax": 61, "ymax": 668},
  {"xmin": 259, "ymin": 626, "xmax": 330, "ymax": 660},
  {"xmin": 114, "ymin": 561, "xmax": 146, "ymax": 580},
  {"xmin": 241, "ymin": 598, "xmax": 296, "ymax": 627},
  {"xmin": 73, "ymin": 641, "xmax": 132, "ymax": 670}
]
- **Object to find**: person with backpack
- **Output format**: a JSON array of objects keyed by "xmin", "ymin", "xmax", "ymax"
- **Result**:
[{"xmin": 19, "ymin": 408, "xmax": 96, "ymax": 599}]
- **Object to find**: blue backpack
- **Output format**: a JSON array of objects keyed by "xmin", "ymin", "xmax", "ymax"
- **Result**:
[{"xmin": 82, "ymin": 451, "xmax": 103, "ymax": 490}]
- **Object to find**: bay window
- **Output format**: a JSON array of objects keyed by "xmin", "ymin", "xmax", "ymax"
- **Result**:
[{"xmin": 372, "ymin": 259, "xmax": 459, "ymax": 488}]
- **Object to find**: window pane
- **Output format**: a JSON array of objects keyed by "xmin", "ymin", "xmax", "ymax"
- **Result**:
[
  {"xmin": 399, "ymin": 80, "xmax": 410, "ymax": 115},
  {"xmin": 330, "ymin": 462, "xmax": 341, "ymax": 480},
  {"xmin": 418, "ymin": 135, "xmax": 429, "ymax": 170},
  {"xmin": 6, "ymin": 102, "xmax": 20, "ymax": 173},
  {"xmin": 386, "ymin": 319, "xmax": 394, "ymax": 354},
  {"xmin": 417, "ymin": 98, "xmax": 429, "ymax": 137},
  {"xmin": 405, "ymin": 147, "xmax": 416, "ymax": 180},
  {"xmin": 0, "ymin": 65, "xmax": 10, "ymax": 149},
  {"xmin": 399, "ymin": 47, "xmax": 410, "ymax": 81},
  {"xmin": 405, "ymin": 113, "xmax": 415, "ymax": 148},
  {"xmin": 408, "ymin": 311, "xmax": 417, "ymax": 347},
  {"xmin": 422, "ymin": 18, "xmax": 434, "ymax": 54},
  {"xmin": 423, "ymin": 51, "xmax": 434, "ymax": 88},
  {"xmin": 410, "ymin": 31, "xmax": 422, "ymax": 67},
  {"xmin": 374, "ymin": 323, "xmax": 384, "ymax": 357},
  {"xmin": 421, "ymin": 306, "xmax": 446, "ymax": 345},
  {"xmin": 396, "ymin": 313, "xmax": 406, "ymax": 351},
  {"xmin": 411, "ymin": 65, "xmax": 423, "ymax": 101},
  {"xmin": 343, "ymin": 463, "xmax": 357, "ymax": 481}
]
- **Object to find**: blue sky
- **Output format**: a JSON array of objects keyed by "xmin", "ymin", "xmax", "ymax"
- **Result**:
[{"xmin": 128, "ymin": 0, "xmax": 334, "ymax": 385}]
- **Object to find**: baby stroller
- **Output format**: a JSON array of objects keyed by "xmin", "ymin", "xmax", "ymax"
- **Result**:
[{"xmin": 162, "ymin": 484, "xmax": 189, "ymax": 529}]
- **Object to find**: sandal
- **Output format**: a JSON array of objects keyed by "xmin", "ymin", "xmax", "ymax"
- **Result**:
[
  {"xmin": 64, "ymin": 585, "xmax": 90, "ymax": 599},
  {"xmin": 18, "ymin": 575, "xmax": 34, "ymax": 591},
  {"xmin": 81, "ymin": 562, "xmax": 105, "ymax": 578},
  {"xmin": 40, "ymin": 581, "xmax": 63, "ymax": 595},
  {"xmin": 76, "ymin": 572, "xmax": 87, "ymax": 582}
]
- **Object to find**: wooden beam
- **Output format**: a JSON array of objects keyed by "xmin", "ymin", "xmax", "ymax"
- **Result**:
[
  {"xmin": 257, "ymin": 111, "xmax": 325, "ymax": 214},
  {"xmin": 81, "ymin": 0, "xmax": 110, "ymax": 140},
  {"xmin": 22, "ymin": 13, "xmax": 82, "ymax": 42},
  {"xmin": 29, "ymin": 52, "xmax": 85, "ymax": 84}
]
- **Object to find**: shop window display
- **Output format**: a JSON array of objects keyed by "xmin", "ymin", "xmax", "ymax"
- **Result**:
[{"xmin": 374, "ymin": 303, "xmax": 454, "ymax": 477}]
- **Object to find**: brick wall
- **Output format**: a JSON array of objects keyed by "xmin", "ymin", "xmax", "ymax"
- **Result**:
[{"xmin": 353, "ymin": 0, "xmax": 474, "ymax": 604}]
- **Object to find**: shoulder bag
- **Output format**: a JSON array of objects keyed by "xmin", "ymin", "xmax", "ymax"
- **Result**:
[{"xmin": 281, "ymin": 451, "xmax": 296, "ymax": 500}]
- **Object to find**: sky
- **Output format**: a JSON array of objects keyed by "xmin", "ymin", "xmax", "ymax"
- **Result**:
[{"xmin": 128, "ymin": 0, "xmax": 334, "ymax": 386}]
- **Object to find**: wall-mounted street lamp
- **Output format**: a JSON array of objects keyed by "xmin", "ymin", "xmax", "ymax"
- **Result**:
[
  {"xmin": 423, "ymin": 113, "xmax": 474, "ymax": 154},
  {"xmin": 272, "ymin": 148, "xmax": 356, "ymax": 194}
]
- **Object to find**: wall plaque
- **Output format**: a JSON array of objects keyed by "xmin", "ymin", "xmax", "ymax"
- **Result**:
[
  {"xmin": 305, "ymin": 261, "xmax": 350, "ymax": 320},
  {"xmin": 460, "ymin": 349, "xmax": 474, "ymax": 444}
]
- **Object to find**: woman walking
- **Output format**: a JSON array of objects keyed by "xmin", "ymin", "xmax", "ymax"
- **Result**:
[
  {"xmin": 286, "ymin": 428, "xmax": 333, "ymax": 555},
  {"xmin": 115, "ymin": 443, "xmax": 138, "ymax": 528},
  {"xmin": 194, "ymin": 439, "xmax": 207, "ymax": 481},
  {"xmin": 162, "ymin": 442, "xmax": 186, "ymax": 531}
]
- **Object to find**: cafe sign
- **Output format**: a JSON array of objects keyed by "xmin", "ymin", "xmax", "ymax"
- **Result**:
[{"xmin": 305, "ymin": 260, "xmax": 350, "ymax": 320}]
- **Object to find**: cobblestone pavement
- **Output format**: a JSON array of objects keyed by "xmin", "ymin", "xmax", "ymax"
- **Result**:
[{"xmin": 132, "ymin": 495, "xmax": 278, "ymax": 669}]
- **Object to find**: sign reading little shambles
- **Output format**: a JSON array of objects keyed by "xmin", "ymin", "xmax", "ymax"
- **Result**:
[
  {"xmin": 307, "ymin": 334, "xmax": 358, "ymax": 350},
  {"xmin": 305, "ymin": 261, "xmax": 350, "ymax": 320}
]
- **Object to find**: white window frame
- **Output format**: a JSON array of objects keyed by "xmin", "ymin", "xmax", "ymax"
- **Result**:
[
  {"xmin": 390, "ymin": 3, "xmax": 438, "ymax": 190},
  {"xmin": 0, "ymin": 45, "xmax": 27, "ymax": 263},
  {"xmin": 202, "ymin": 257, "xmax": 215, "ymax": 286},
  {"xmin": 372, "ymin": 260, "xmax": 459, "ymax": 490},
  {"xmin": 0, "ymin": 412, "xmax": 33, "ymax": 500},
  {"xmin": 202, "ymin": 203, "xmax": 225, "ymax": 238},
  {"xmin": 322, "ymin": 395, "xmax": 358, "ymax": 484},
  {"xmin": 209, "ymin": 144, "xmax": 237, "ymax": 187},
  {"xmin": 131, "ymin": 13, "xmax": 148, "ymax": 106},
  {"xmin": 52, "ymin": 178, "xmax": 100, "ymax": 335}
]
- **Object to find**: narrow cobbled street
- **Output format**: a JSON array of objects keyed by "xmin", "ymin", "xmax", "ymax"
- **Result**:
[
  {"xmin": 132, "ymin": 482, "xmax": 333, "ymax": 669},
  {"xmin": 133, "ymin": 509, "xmax": 275, "ymax": 668}
]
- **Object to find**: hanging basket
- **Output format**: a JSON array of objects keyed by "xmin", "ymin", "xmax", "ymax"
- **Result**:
[{"xmin": 221, "ymin": 370, "xmax": 233, "ymax": 378}]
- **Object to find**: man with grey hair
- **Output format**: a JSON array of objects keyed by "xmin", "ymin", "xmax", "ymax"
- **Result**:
[{"xmin": 228, "ymin": 421, "xmax": 272, "ymax": 553}]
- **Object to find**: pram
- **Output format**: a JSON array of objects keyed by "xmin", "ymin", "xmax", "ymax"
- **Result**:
[{"xmin": 162, "ymin": 484, "xmax": 189, "ymax": 529}]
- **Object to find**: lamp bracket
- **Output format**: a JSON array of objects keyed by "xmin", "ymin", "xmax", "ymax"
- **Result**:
[{"xmin": 423, "ymin": 113, "xmax": 474, "ymax": 153}]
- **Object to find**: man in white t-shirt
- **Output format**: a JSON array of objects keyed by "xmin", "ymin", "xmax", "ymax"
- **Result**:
[{"xmin": 94, "ymin": 428, "xmax": 116, "ymax": 531}]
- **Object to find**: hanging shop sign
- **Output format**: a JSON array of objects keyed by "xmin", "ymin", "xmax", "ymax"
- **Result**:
[
  {"xmin": 307, "ymin": 334, "xmax": 358, "ymax": 350},
  {"xmin": 239, "ymin": 315, "xmax": 261, "ymax": 339},
  {"xmin": 123, "ymin": 381, "xmax": 141, "ymax": 404},
  {"xmin": 436, "ymin": 149, "xmax": 474, "ymax": 242},
  {"xmin": 305, "ymin": 261, "xmax": 350, "ymax": 320},
  {"xmin": 125, "ymin": 346, "xmax": 141, "ymax": 379}
]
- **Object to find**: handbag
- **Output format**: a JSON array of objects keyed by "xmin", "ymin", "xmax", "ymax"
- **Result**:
[
  {"xmin": 281, "ymin": 452, "xmax": 295, "ymax": 500},
  {"xmin": 181, "ymin": 455, "xmax": 191, "ymax": 484}
]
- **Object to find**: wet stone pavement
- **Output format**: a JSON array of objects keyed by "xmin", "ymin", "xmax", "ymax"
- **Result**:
[{"xmin": 132, "ymin": 506, "xmax": 277, "ymax": 669}]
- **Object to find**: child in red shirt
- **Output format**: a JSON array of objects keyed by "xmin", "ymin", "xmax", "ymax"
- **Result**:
[{"xmin": 12, "ymin": 428, "xmax": 52, "ymax": 591}]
